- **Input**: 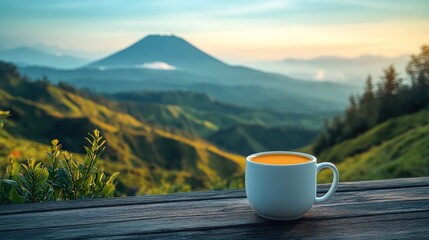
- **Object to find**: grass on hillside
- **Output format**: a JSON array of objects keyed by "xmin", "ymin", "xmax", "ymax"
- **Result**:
[
  {"xmin": 0, "ymin": 66, "xmax": 247, "ymax": 195},
  {"xmin": 317, "ymin": 110, "xmax": 429, "ymax": 183}
]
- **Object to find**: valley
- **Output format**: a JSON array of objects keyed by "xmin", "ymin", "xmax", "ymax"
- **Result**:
[
  {"xmin": 1, "ymin": 33, "xmax": 427, "ymax": 196},
  {"xmin": 0, "ymin": 61, "xmax": 323, "ymax": 195}
]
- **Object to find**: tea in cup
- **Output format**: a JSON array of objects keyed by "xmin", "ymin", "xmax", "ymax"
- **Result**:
[{"xmin": 245, "ymin": 151, "xmax": 339, "ymax": 220}]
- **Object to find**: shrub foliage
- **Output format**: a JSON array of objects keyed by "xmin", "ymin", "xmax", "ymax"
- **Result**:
[{"xmin": 0, "ymin": 114, "xmax": 119, "ymax": 204}]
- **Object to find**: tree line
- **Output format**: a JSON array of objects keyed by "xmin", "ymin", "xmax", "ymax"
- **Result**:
[{"xmin": 314, "ymin": 45, "xmax": 429, "ymax": 154}]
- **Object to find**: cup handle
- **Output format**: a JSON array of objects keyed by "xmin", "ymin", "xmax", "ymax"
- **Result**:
[{"xmin": 315, "ymin": 162, "xmax": 339, "ymax": 204}]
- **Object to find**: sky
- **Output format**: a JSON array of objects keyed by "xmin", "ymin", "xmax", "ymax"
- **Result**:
[{"xmin": 0, "ymin": 0, "xmax": 428, "ymax": 63}]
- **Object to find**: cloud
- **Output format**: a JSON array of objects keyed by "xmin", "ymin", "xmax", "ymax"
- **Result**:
[
  {"xmin": 313, "ymin": 69, "xmax": 325, "ymax": 81},
  {"xmin": 135, "ymin": 62, "xmax": 176, "ymax": 70}
]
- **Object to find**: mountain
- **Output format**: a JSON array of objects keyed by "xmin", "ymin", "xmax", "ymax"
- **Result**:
[
  {"xmin": 0, "ymin": 61, "xmax": 245, "ymax": 195},
  {"xmin": 18, "ymin": 35, "xmax": 358, "ymax": 113},
  {"xmin": 315, "ymin": 110, "xmax": 429, "ymax": 183},
  {"xmin": 249, "ymin": 55, "xmax": 410, "ymax": 86},
  {"xmin": 0, "ymin": 47, "xmax": 87, "ymax": 69},
  {"xmin": 86, "ymin": 35, "xmax": 226, "ymax": 74}
]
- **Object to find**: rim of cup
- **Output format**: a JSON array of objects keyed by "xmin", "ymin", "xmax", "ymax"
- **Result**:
[{"xmin": 246, "ymin": 151, "xmax": 317, "ymax": 166}]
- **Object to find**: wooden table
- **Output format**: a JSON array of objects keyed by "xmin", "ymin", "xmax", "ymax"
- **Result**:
[{"xmin": 1, "ymin": 177, "xmax": 428, "ymax": 239}]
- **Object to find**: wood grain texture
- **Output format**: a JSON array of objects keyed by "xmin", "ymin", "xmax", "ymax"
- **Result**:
[
  {"xmin": 1, "ymin": 177, "xmax": 427, "ymax": 215},
  {"xmin": 0, "ymin": 177, "xmax": 428, "ymax": 240}
]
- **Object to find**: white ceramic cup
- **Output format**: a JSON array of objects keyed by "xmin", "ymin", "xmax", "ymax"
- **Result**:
[{"xmin": 245, "ymin": 151, "xmax": 339, "ymax": 221}]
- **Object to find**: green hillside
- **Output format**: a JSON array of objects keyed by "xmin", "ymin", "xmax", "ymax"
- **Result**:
[
  {"xmin": 311, "ymin": 45, "xmax": 429, "ymax": 183},
  {"xmin": 209, "ymin": 125, "xmax": 318, "ymax": 156},
  {"xmin": 105, "ymin": 91, "xmax": 323, "ymax": 155},
  {"xmin": 316, "ymin": 110, "xmax": 429, "ymax": 182},
  {"xmin": 107, "ymin": 91, "xmax": 329, "ymax": 136},
  {"xmin": 0, "ymin": 62, "xmax": 244, "ymax": 195},
  {"xmin": 1, "ymin": 60, "xmax": 327, "ymax": 195}
]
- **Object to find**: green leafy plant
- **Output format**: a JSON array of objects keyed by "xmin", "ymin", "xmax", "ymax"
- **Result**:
[
  {"xmin": 0, "ymin": 113, "xmax": 119, "ymax": 204},
  {"xmin": 19, "ymin": 158, "xmax": 51, "ymax": 203}
]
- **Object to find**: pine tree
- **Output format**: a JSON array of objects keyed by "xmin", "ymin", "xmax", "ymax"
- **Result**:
[
  {"xmin": 406, "ymin": 45, "xmax": 429, "ymax": 111},
  {"xmin": 378, "ymin": 65, "xmax": 401, "ymax": 98},
  {"xmin": 377, "ymin": 65, "xmax": 401, "ymax": 122},
  {"xmin": 360, "ymin": 75, "xmax": 377, "ymax": 128},
  {"xmin": 361, "ymin": 75, "xmax": 375, "ymax": 105}
]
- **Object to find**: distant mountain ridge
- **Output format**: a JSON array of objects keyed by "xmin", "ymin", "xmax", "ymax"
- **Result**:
[
  {"xmin": 282, "ymin": 55, "xmax": 408, "ymax": 63},
  {"xmin": 18, "ymin": 34, "xmax": 358, "ymax": 113},
  {"xmin": 0, "ymin": 47, "xmax": 87, "ymax": 69},
  {"xmin": 249, "ymin": 55, "xmax": 409, "ymax": 85},
  {"xmin": 281, "ymin": 55, "xmax": 410, "ymax": 72}
]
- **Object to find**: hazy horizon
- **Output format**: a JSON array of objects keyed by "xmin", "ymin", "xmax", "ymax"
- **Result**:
[
  {"xmin": 0, "ymin": 34, "xmax": 415, "ymax": 62},
  {"xmin": 1, "ymin": 0, "xmax": 428, "ymax": 65}
]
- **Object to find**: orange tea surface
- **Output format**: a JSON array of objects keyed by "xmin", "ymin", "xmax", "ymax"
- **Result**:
[{"xmin": 251, "ymin": 154, "xmax": 311, "ymax": 165}]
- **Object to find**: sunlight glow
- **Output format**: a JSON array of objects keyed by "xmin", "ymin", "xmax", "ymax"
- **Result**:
[{"xmin": 0, "ymin": 0, "xmax": 428, "ymax": 63}]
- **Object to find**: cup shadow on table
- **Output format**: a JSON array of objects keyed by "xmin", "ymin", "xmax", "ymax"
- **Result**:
[{"xmin": 241, "ymin": 212, "xmax": 325, "ymax": 238}]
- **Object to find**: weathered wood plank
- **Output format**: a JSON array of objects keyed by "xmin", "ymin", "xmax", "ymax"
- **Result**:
[
  {"xmin": 2, "ymin": 203, "xmax": 428, "ymax": 240},
  {"xmin": 2, "ymin": 185, "xmax": 428, "ymax": 225},
  {"xmin": 331, "ymin": 176, "xmax": 429, "ymax": 191},
  {"xmin": 0, "ymin": 189, "xmax": 244, "ymax": 215},
  {"xmin": 0, "ymin": 185, "xmax": 428, "ymax": 239},
  {"xmin": 1, "ymin": 177, "xmax": 428, "ymax": 215},
  {"xmin": 103, "ymin": 212, "xmax": 429, "ymax": 240}
]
